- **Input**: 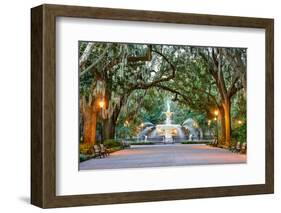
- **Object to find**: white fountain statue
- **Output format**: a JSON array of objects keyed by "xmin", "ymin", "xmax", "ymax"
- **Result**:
[
  {"xmin": 138, "ymin": 99, "xmax": 185, "ymax": 143},
  {"xmin": 155, "ymin": 99, "xmax": 184, "ymax": 143},
  {"xmin": 164, "ymin": 99, "xmax": 173, "ymax": 124}
]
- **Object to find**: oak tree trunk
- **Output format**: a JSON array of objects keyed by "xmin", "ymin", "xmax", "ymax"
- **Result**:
[
  {"xmin": 222, "ymin": 98, "xmax": 231, "ymax": 147},
  {"xmin": 103, "ymin": 117, "xmax": 115, "ymax": 140},
  {"xmin": 83, "ymin": 102, "xmax": 97, "ymax": 145},
  {"xmin": 218, "ymin": 107, "xmax": 226, "ymax": 145}
]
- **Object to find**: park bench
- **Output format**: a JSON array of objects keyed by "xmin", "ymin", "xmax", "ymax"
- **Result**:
[
  {"xmin": 233, "ymin": 141, "xmax": 241, "ymax": 153},
  {"xmin": 240, "ymin": 142, "xmax": 247, "ymax": 154},
  {"xmin": 211, "ymin": 138, "xmax": 218, "ymax": 146},
  {"xmin": 100, "ymin": 144, "xmax": 110, "ymax": 157},
  {"xmin": 229, "ymin": 143, "xmax": 236, "ymax": 152},
  {"xmin": 93, "ymin": 144, "xmax": 102, "ymax": 158}
]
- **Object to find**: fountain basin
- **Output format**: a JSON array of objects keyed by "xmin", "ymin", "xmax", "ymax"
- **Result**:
[{"xmin": 156, "ymin": 124, "xmax": 182, "ymax": 136}]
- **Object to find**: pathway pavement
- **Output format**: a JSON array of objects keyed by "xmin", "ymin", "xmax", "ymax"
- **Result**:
[{"xmin": 79, "ymin": 144, "xmax": 246, "ymax": 170}]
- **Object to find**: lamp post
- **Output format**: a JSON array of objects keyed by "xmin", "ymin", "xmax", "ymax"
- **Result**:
[
  {"xmin": 214, "ymin": 110, "xmax": 219, "ymax": 144},
  {"xmin": 140, "ymin": 123, "xmax": 144, "ymax": 142},
  {"xmin": 98, "ymin": 99, "xmax": 105, "ymax": 144},
  {"xmin": 207, "ymin": 119, "xmax": 211, "ymax": 139}
]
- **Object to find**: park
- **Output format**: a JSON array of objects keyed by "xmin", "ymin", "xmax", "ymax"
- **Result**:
[{"xmin": 78, "ymin": 42, "xmax": 247, "ymax": 169}]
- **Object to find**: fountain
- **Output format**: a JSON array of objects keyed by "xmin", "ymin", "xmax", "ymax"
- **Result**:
[
  {"xmin": 182, "ymin": 118, "xmax": 203, "ymax": 140},
  {"xmin": 139, "ymin": 99, "xmax": 186, "ymax": 143}
]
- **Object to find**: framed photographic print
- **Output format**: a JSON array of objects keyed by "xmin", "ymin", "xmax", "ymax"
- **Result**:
[{"xmin": 31, "ymin": 4, "xmax": 274, "ymax": 208}]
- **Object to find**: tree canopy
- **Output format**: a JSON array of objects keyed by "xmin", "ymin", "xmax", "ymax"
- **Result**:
[{"xmin": 79, "ymin": 42, "xmax": 247, "ymax": 147}]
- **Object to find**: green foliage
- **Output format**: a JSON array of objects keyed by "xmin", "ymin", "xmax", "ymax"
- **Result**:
[
  {"xmin": 79, "ymin": 154, "xmax": 90, "ymax": 162},
  {"xmin": 79, "ymin": 153, "xmax": 97, "ymax": 162},
  {"xmin": 231, "ymin": 90, "xmax": 246, "ymax": 122},
  {"xmin": 109, "ymin": 146, "xmax": 123, "ymax": 152},
  {"xmin": 170, "ymin": 102, "xmax": 191, "ymax": 124},
  {"xmin": 231, "ymin": 90, "xmax": 246, "ymax": 144},
  {"xmin": 139, "ymin": 89, "xmax": 166, "ymax": 124},
  {"xmin": 115, "ymin": 124, "xmax": 133, "ymax": 139},
  {"xmin": 79, "ymin": 143, "xmax": 93, "ymax": 155},
  {"xmin": 232, "ymin": 123, "xmax": 246, "ymax": 143},
  {"xmin": 104, "ymin": 139, "xmax": 122, "ymax": 148},
  {"xmin": 181, "ymin": 141, "xmax": 211, "ymax": 144},
  {"xmin": 130, "ymin": 142, "xmax": 155, "ymax": 145}
]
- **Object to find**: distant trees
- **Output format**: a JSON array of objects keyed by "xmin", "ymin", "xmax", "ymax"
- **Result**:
[{"xmin": 79, "ymin": 42, "xmax": 246, "ymax": 147}]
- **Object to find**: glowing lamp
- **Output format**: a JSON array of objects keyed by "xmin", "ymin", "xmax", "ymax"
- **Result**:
[
  {"xmin": 214, "ymin": 110, "xmax": 219, "ymax": 116},
  {"xmin": 99, "ymin": 100, "xmax": 105, "ymax": 109}
]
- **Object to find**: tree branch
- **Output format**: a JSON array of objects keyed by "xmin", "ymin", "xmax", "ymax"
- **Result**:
[
  {"xmin": 128, "ymin": 48, "xmax": 176, "ymax": 91},
  {"xmin": 80, "ymin": 44, "xmax": 110, "ymax": 77},
  {"xmin": 228, "ymin": 81, "xmax": 244, "ymax": 98},
  {"xmin": 127, "ymin": 45, "xmax": 152, "ymax": 62},
  {"xmin": 79, "ymin": 42, "xmax": 94, "ymax": 68},
  {"xmin": 152, "ymin": 48, "xmax": 176, "ymax": 72}
]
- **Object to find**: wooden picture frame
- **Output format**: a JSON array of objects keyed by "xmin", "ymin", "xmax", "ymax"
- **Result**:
[{"xmin": 31, "ymin": 4, "xmax": 274, "ymax": 208}]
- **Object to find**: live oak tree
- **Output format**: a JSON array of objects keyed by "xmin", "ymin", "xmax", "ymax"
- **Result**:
[{"xmin": 197, "ymin": 48, "xmax": 246, "ymax": 147}]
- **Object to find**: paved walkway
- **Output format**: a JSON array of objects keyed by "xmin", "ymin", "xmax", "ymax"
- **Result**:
[{"xmin": 79, "ymin": 144, "xmax": 246, "ymax": 170}]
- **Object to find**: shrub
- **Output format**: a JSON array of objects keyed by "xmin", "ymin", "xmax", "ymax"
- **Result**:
[
  {"xmin": 80, "ymin": 143, "xmax": 93, "ymax": 155},
  {"xmin": 130, "ymin": 142, "xmax": 155, "ymax": 145},
  {"xmin": 104, "ymin": 139, "xmax": 122, "ymax": 148},
  {"xmin": 232, "ymin": 123, "xmax": 246, "ymax": 144},
  {"xmin": 181, "ymin": 141, "xmax": 211, "ymax": 144},
  {"xmin": 109, "ymin": 146, "xmax": 123, "ymax": 152},
  {"xmin": 79, "ymin": 154, "xmax": 88, "ymax": 162}
]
